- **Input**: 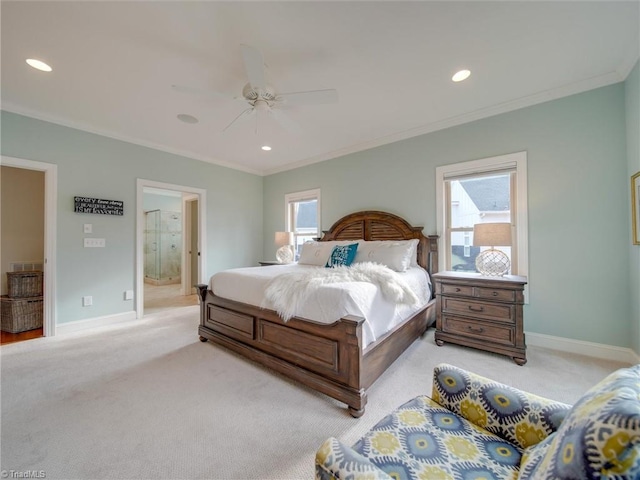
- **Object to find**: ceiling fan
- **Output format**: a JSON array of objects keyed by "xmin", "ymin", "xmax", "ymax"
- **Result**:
[{"xmin": 172, "ymin": 44, "xmax": 338, "ymax": 134}]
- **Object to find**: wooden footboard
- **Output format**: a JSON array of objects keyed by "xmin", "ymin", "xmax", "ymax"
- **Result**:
[
  {"xmin": 197, "ymin": 285, "xmax": 434, "ymax": 417},
  {"xmin": 197, "ymin": 210, "xmax": 438, "ymax": 417}
]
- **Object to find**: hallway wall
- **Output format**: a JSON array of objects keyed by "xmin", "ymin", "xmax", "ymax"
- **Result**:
[{"xmin": 0, "ymin": 166, "xmax": 45, "ymax": 295}]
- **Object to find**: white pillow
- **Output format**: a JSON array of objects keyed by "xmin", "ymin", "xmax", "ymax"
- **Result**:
[
  {"xmin": 298, "ymin": 240, "xmax": 362, "ymax": 266},
  {"xmin": 407, "ymin": 238, "xmax": 420, "ymax": 267},
  {"xmin": 353, "ymin": 240, "xmax": 417, "ymax": 272}
]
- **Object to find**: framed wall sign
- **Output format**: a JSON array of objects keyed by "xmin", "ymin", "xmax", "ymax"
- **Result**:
[
  {"xmin": 632, "ymin": 171, "xmax": 640, "ymax": 245},
  {"xmin": 74, "ymin": 196, "xmax": 124, "ymax": 216}
]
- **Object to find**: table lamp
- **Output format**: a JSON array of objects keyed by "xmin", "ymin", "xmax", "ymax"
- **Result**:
[
  {"xmin": 473, "ymin": 223, "xmax": 512, "ymax": 276},
  {"xmin": 274, "ymin": 231, "xmax": 294, "ymax": 264}
]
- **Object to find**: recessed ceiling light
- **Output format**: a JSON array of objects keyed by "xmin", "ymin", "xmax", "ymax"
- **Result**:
[
  {"xmin": 452, "ymin": 69, "xmax": 471, "ymax": 82},
  {"xmin": 177, "ymin": 114, "xmax": 198, "ymax": 124},
  {"xmin": 261, "ymin": 145, "xmax": 272, "ymax": 151},
  {"xmin": 26, "ymin": 58, "xmax": 52, "ymax": 72}
]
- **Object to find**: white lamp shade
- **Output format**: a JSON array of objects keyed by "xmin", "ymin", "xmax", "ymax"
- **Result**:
[
  {"xmin": 274, "ymin": 231, "xmax": 294, "ymax": 247},
  {"xmin": 473, "ymin": 223, "xmax": 512, "ymax": 247}
]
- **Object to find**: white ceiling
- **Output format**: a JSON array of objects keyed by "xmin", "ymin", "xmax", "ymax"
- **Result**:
[{"xmin": 2, "ymin": 1, "xmax": 638, "ymax": 176}]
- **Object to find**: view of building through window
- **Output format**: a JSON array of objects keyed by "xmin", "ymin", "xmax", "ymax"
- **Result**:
[
  {"xmin": 290, "ymin": 199, "xmax": 318, "ymax": 258},
  {"xmin": 285, "ymin": 189, "xmax": 320, "ymax": 260},
  {"xmin": 448, "ymin": 173, "xmax": 513, "ymax": 272},
  {"xmin": 437, "ymin": 151, "xmax": 527, "ymax": 276}
]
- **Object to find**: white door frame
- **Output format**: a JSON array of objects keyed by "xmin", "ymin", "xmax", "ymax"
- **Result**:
[
  {"xmin": 136, "ymin": 179, "xmax": 206, "ymax": 318},
  {"xmin": 182, "ymin": 195, "xmax": 198, "ymax": 295},
  {"xmin": 1, "ymin": 155, "xmax": 57, "ymax": 336}
]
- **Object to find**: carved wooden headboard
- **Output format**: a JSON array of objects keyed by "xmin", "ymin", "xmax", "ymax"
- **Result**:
[{"xmin": 319, "ymin": 210, "xmax": 438, "ymax": 274}]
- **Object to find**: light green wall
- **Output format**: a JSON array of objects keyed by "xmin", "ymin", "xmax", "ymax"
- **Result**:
[
  {"xmin": 1, "ymin": 111, "xmax": 263, "ymax": 324},
  {"xmin": 264, "ymin": 83, "xmax": 631, "ymax": 348},
  {"xmin": 627, "ymin": 61, "xmax": 640, "ymax": 352}
]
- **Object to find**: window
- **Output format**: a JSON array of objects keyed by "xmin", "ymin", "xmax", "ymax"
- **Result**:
[
  {"xmin": 436, "ymin": 152, "xmax": 528, "ymax": 277},
  {"xmin": 463, "ymin": 232, "xmax": 471, "ymax": 258},
  {"xmin": 285, "ymin": 189, "xmax": 321, "ymax": 260}
]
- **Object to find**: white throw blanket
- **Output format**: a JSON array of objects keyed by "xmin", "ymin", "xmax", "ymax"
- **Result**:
[{"xmin": 263, "ymin": 262, "xmax": 419, "ymax": 321}]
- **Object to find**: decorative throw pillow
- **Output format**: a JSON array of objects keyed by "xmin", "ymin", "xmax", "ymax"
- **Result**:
[
  {"xmin": 353, "ymin": 240, "xmax": 414, "ymax": 272},
  {"xmin": 298, "ymin": 241, "xmax": 361, "ymax": 266},
  {"xmin": 325, "ymin": 244, "xmax": 358, "ymax": 268},
  {"xmin": 518, "ymin": 365, "xmax": 640, "ymax": 479}
]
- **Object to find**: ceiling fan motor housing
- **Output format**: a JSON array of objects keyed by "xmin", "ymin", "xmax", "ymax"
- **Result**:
[{"xmin": 242, "ymin": 83, "xmax": 277, "ymax": 106}]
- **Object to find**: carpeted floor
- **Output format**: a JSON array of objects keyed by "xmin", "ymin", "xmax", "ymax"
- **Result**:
[{"xmin": 0, "ymin": 305, "xmax": 628, "ymax": 479}]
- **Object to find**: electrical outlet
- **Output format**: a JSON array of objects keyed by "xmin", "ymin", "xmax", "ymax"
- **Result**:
[
  {"xmin": 124, "ymin": 290, "xmax": 134, "ymax": 300},
  {"xmin": 82, "ymin": 296, "xmax": 93, "ymax": 307}
]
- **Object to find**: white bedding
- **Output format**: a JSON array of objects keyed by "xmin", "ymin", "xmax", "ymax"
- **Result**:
[{"xmin": 209, "ymin": 263, "xmax": 432, "ymax": 348}]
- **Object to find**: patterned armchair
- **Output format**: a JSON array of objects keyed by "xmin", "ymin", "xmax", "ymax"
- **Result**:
[{"xmin": 316, "ymin": 363, "xmax": 640, "ymax": 479}]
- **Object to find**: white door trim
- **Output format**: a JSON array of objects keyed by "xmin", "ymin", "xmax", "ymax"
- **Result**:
[
  {"xmin": 136, "ymin": 179, "xmax": 206, "ymax": 318},
  {"xmin": 182, "ymin": 195, "xmax": 198, "ymax": 296},
  {"xmin": 1, "ymin": 155, "xmax": 57, "ymax": 336}
]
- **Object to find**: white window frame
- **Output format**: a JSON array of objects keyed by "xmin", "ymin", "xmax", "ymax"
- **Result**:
[
  {"xmin": 284, "ymin": 188, "xmax": 321, "ymax": 246},
  {"xmin": 436, "ymin": 152, "xmax": 529, "ymax": 281}
]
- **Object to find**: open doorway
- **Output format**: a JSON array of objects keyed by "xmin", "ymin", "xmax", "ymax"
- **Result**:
[
  {"xmin": 136, "ymin": 180, "xmax": 206, "ymax": 318},
  {"xmin": 0, "ymin": 156, "xmax": 57, "ymax": 340}
]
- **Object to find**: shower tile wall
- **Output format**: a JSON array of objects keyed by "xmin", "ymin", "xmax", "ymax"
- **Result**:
[{"xmin": 144, "ymin": 210, "xmax": 182, "ymax": 285}]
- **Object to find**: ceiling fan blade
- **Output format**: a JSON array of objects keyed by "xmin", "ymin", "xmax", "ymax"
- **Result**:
[
  {"xmin": 240, "ymin": 44, "xmax": 266, "ymax": 91},
  {"xmin": 277, "ymin": 89, "xmax": 338, "ymax": 106},
  {"xmin": 222, "ymin": 107, "xmax": 255, "ymax": 132},
  {"xmin": 171, "ymin": 84, "xmax": 231, "ymax": 101},
  {"xmin": 268, "ymin": 108, "xmax": 302, "ymax": 135}
]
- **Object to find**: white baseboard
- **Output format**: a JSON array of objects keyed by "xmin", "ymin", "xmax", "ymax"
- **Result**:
[
  {"xmin": 56, "ymin": 311, "xmax": 137, "ymax": 335},
  {"xmin": 526, "ymin": 331, "xmax": 640, "ymax": 365}
]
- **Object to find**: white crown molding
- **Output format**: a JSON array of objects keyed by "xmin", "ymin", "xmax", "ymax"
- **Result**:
[
  {"xmin": 1, "ymin": 102, "xmax": 262, "ymax": 176},
  {"xmin": 526, "ymin": 331, "xmax": 640, "ymax": 365},
  {"xmin": 263, "ymin": 70, "xmax": 624, "ymax": 176}
]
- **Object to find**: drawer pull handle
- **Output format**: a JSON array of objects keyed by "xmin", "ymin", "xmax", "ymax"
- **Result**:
[
  {"xmin": 492, "ymin": 292, "xmax": 499, "ymax": 296},
  {"xmin": 455, "ymin": 288, "xmax": 461, "ymax": 292},
  {"xmin": 468, "ymin": 305, "xmax": 484, "ymax": 312},
  {"xmin": 467, "ymin": 326, "xmax": 484, "ymax": 334}
]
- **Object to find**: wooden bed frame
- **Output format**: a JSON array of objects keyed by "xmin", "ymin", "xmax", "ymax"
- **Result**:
[{"xmin": 196, "ymin": 211, "xmax": 438, "ymax": 417}]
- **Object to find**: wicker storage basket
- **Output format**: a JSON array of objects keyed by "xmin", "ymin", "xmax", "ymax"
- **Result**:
[
  {"xmin": 7, "ymin": 271, "xmax": 43, "ymax": 297},
  {"xmin": 1, "ymin": 296, "xmax": 43, "ymax": 333}
]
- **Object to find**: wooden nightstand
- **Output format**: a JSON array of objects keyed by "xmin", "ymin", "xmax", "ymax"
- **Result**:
[{"xmin": 433, "ymin": 271, "xmax": 527, "ymax": 365}]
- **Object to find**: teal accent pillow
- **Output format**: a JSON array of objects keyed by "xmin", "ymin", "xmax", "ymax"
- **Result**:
[
  {"xmin": 518, "ymin": 365, "xmax": 640, "ymax": 479},
  {"xmin": 325, "ymin": 243, "xmax": 358, "ymax": 268}
]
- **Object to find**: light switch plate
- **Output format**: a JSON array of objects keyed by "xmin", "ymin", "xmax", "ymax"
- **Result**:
[
  {"xmin": 83, "ymin": 223, "xmax": 92, "ymax": 234},
  {"xmin": 84, "ymin": 238, "xmax": 105, "ymax": 248}
]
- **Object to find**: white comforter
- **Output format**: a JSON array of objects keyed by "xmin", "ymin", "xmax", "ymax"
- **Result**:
[{"xmin": 209, "ymin": 263, "xmax": 432, "ymax": 347}]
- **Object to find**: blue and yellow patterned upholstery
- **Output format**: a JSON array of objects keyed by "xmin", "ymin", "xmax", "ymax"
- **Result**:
[
  {"xmin": 432, "ymin": 364, "xmax": 571, "ymax": 450},
  {"xmin": 519, "ymin": 364, "xmax": 640, "ymax": 479},
  {"xmin": 315, "ymin": 363, "xmax": 639, "ymax": 480}
]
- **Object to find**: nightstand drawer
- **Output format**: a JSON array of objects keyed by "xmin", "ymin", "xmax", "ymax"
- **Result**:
[
  {"xmin": 474, "ymin": 287, "xmax": 515, "ymax": 302},
  {"xmin": 442, "ymin": 316, "xmax": 514, "ymax": 345},
  {"xmin": 441, "ymin": 284, "xmax": 474, "ymax": 297},
  {"xmin": 441, "ymin": 297, "xmax": 514, "ymax": 323}
]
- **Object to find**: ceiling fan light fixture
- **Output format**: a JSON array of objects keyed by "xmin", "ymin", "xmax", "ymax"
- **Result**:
[
  {"xmin": 26, "ymin": 58, "xmax": 52, "ymax": 72},
  {"xmin": 452, "ymin": 69, "xmax": 471, "ymax": 82},
  {"xmin": 254, "ymin": 99, "xmax": 270, "ymax": 112}
]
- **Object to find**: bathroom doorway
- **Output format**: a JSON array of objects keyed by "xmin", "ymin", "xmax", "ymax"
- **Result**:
[{"xmin": 136, "ymin": 180, "xmax": 206, "ymax": 318}]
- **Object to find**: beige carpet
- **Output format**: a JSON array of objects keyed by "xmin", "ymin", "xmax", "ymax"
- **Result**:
[{"xmin": 0, "ymin": 305, "xmax": 628, "ymax": 480}]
